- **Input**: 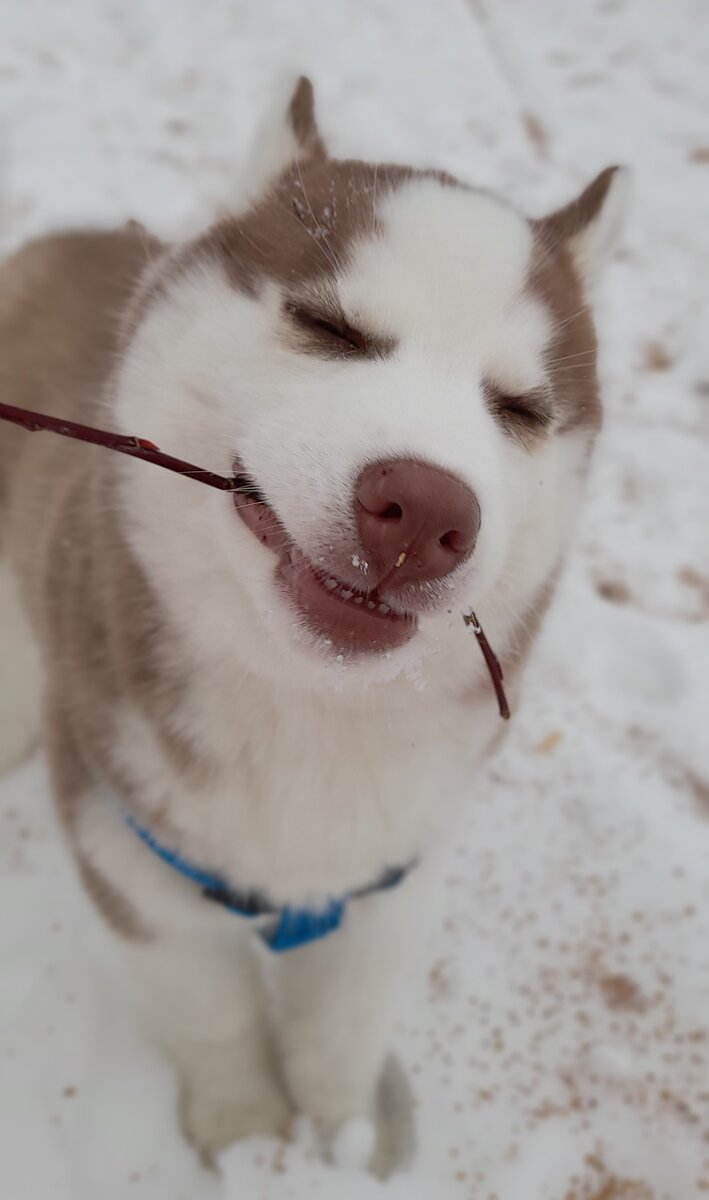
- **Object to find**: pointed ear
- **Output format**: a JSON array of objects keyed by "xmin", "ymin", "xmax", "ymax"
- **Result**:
[
  {"xmin": 241, "ymin": 75, "xmax": 326, "ymax": 203},
  {"xmin": 535, "ymin": 166, "xmax": 630, "ymax": 285}
]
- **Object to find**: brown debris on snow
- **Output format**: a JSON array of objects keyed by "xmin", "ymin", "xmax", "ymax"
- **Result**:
[
  {"xmin": 522, "ymin": 110, "xmax": 550, "ymax": 157},
  {"xmin": 598, "ymin": 974, "xmax": 648, "ymax": 1014},
  {"xmin": 584, "ymin": 1181, "xmax": 654, "ymax": 1200},
  {"xmin": 595, "ymin": 579, "xmax": 631, "ymax": 605},
  {"xmin": 642, "ymin": 341, "xmax": 673, "ymax": 371},
  {"xmin": 534, "ymin": 729, "xmax": 565, "ymax": 754}
]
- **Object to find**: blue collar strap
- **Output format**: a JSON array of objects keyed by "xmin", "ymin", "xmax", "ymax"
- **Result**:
[{"xmin": 125, "ymin": 814, "xmax": 412, "ymax": 953}]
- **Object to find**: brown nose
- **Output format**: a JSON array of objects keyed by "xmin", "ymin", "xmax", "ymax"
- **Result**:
[{"xmin": 355, "ymin": 459, "xmax": 480, "ymax": 583}]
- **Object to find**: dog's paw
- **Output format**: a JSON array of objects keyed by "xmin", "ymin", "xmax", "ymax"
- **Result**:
[
  {"xmin": 180, "ymin": 1080, "xmax": 292, "ymax": 1164},
  {"xmin": 330, "ymin": 1116, "xmax": 377, "ymax": 1170},
  {"xmin": 320, "ymin": 1056, "xmax": 417, "ymax": 1179}
]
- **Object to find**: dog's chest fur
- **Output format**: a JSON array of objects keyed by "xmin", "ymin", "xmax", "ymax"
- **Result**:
[{"xmin": 109, "ymin": 673, "xmax": 496, "ymax": 903}]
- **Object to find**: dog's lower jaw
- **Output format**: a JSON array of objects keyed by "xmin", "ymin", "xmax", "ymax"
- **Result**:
[{"xmin": 275, "ymin": 548, "xmax": 418, "ymax": 655}]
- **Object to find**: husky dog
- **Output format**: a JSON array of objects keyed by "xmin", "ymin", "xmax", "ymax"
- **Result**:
[{"xmin": 0, "ymin": 78, "xmax": 626, "ymax": 1173}]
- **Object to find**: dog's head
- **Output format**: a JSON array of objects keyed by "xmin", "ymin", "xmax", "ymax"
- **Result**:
[{"xmin": 115, "ymin": 78, "xmax": 627, "ymax": 694}]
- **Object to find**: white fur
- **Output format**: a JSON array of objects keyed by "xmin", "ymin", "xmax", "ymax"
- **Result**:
[
  {"xmin": 102, "ymin": 900, "xmax": 291, "ymax": 1157},
  {"xmin": 62, "ymin": 92, "xmax": 624, "ymax": 1172}
]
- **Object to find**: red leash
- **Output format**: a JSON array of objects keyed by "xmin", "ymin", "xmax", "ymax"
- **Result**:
[{"xmin": 0, "ymin": 400, "xmax": 248, "ymax": 493}]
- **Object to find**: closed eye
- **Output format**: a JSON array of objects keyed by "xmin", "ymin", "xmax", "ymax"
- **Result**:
[
  {"xmin": 286, "ymin": 303, "xmax": 367, "ymax": 354},
  {"xmin": 485, "ymin": 382, "xmax": 553, "ymax": 441}
]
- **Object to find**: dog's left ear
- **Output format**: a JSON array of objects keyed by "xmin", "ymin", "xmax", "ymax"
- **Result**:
[
  {"xmin": 241, "ymin": 75, "xmax": 326, "ymax": 203},
  {"xmin": 535, "ymin": 166, "xmax": 630, "ymax": 286}
]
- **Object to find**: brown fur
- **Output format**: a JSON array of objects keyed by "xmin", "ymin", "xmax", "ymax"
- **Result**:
[
  {"xmin": 193, "ymin": 159, "xmax": 423, "ymax": 297},
  {"xmin": 0, "ymin": 229, "xmax": 192, "ymax": 936},
  {"xmin": 0, "ymin": 229, "xmax": 159, "ymax": 487},
  {"xmin": 527, "ymin": 239, "xmax": 601, "ymax": 434},
  {"xmin": 288, "ymin": 76, "xmax": 326, "ymax": 161},
  {"xmin": 78, "ymin": 853, "xmax": 153, "ymax": 941},
  {"xmin": 527, "ymin": 167, "xmax": 623, "ymax": 435},
  {"xmin": 536, "ymin": 165, "xmax": 619, "ymax": 244},
  {"xmin": 42, "ymin": 618, "xmax": 153, "ymax": 940}
]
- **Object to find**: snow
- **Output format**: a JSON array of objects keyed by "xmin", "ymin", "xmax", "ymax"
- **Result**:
[
  {"xmin": 1, "ymin": 1, "xmax": 708, "ymax": 1197},
  {"xmin": 330, "ymin": 1117, "xmax": 377, "ymax": 1171}
]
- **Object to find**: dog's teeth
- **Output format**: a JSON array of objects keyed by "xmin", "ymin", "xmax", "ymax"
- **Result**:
[
  {"xmin": 325, "ymin": 578, "xmax": 338, "ymax": 590},
  {"xmin": 378, "ymin": 603, "xmax": 390, "ymax": 614},
  {"xmin": 367, "ymin": 601, "xmax": 376, "ymax": 610},
  {"xmin": 341, "ymin": 590, "xmax": 353, "ymax": 600},
  {"xmin": 354, "ymin": 596, "xmax": 364, "ymax": 605}
]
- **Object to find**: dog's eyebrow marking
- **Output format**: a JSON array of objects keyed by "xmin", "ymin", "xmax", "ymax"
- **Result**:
[
  {"xmin": 292, "ymin": 159, "xmax": 342, "ymax": 277},
  {"xmin": 524, "ymin": 239, "xmax": 601, "ymax": 434},
  {"xmin": 192, "ymin": 159, "xmax": 456, "ymax": 304}
]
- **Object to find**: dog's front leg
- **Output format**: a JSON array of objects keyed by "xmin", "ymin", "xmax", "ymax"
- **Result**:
[
  {"xmin": 270, "ymin": 863, "xmax": 437, "ymax": 1177},
  {"xmin": 52, "ymin": 790, "xmax": 292, "ymax": 1160},
  {"xmin": 116, "ymin": 930, "xmax": 292, "ymax": 1163}
]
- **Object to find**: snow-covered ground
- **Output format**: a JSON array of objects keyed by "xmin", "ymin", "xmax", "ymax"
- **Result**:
[{"xmin": 1, "ymin": 1, "xmax": 708, "ymax": 1197}]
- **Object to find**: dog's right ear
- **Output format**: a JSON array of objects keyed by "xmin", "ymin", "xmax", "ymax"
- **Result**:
[
  {"xmin": 241, "ymin": 76, "xmax": 326, "ymax": 203},
  {"xmin": 535, "ymin": 166, "xmax": 629, "ymax": 288}
]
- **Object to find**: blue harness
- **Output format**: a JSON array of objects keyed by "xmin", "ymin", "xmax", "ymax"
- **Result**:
[{"xmin": 126, "ymin": 815, "xmax": 412, "ymax": 953}]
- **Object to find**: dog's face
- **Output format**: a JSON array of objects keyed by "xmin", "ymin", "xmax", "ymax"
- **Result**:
[{"xmin": 115, "ymin": 79, "xmax": 626, "ymax": 694}]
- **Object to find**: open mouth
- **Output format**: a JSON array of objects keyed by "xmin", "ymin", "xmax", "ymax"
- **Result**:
[
  {"xmin": 277, "ymin": 548, "xmax": 416, "ymax": 653},
  {"xmin": 233, "ymin": 469, "xmax": 417, "ymax": 654}
]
